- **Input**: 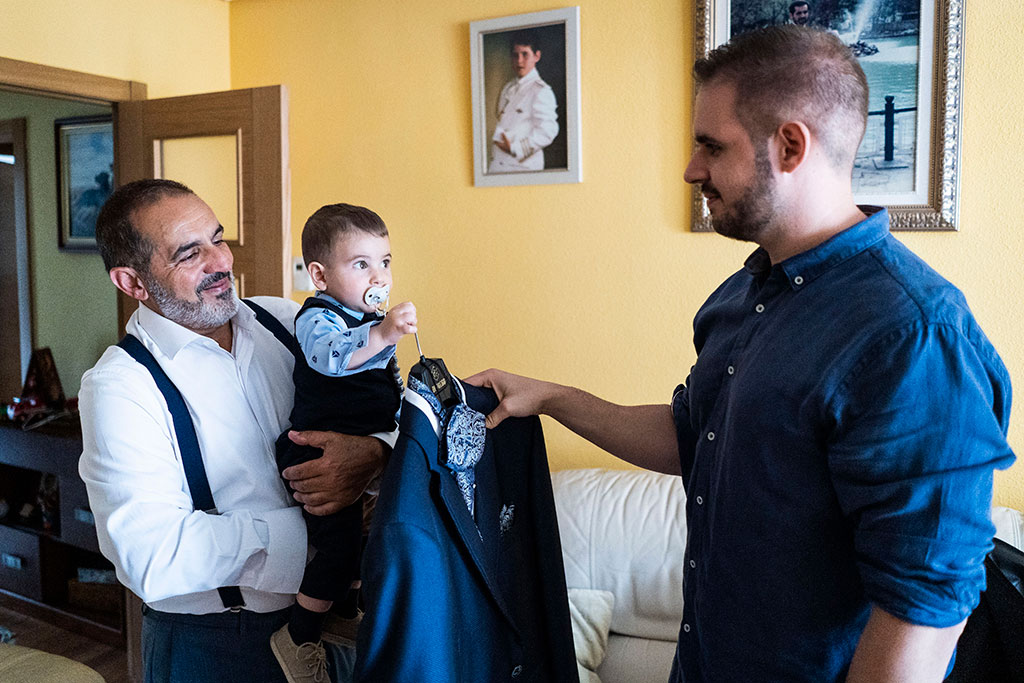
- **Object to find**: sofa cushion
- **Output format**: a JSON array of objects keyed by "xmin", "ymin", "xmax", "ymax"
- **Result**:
[
  {"xmin": 567, "ymin": 588, "xmax": 615, "ymax": 683},
  {"xmin": 597, "ymin": 634, "xmax": 677, "ymax": 683},
  {"xmin": 552, "ymin": 468, "xmax": 686, "ymax": 641},
  {"xmin": 993, "ymin": 506, "xmax": 1024, "ymax": 551}
]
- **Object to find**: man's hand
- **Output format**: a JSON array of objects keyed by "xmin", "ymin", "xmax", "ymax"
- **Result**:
[
  {"xmin": 463, "ymin": 368, "xmax": 558, "ymax": 429},
  {"xmin": 282, "ymin": 431, "xmax": 388, "ymax": 515},
  {"xmin": 495, "ymin": 132, "xmax": 512, "ymax": 154}
]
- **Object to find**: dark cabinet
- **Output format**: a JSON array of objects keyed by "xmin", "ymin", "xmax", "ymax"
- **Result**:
[{"xmin": 0, "ymin": 419, "xmax": 125, "ymax": 646}]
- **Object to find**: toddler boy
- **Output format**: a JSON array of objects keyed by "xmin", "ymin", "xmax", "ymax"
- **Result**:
[{"xmin": 271, "ymin": 204, "xmax": 416, "ymax": 682}]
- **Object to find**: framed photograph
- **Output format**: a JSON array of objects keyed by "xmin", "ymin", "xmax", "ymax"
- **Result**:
[
  {"xmin": 55, "ymin": 115, "xmax": 114, "ymax": 250},
  {"xmin": 694, "ymin": 0, "xmax": 962, "ymax": 231},
  {"xmin": 470, "ymin": 7, "xmax": 581, "ymax": 187}
]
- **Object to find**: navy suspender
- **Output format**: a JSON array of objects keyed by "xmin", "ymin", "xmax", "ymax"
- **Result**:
[
  {"xmin": 115, "ymin": 298, "xmax": 292, "ymax": 610},
  {"xmin": 242, "ymin": 299, "xmax": 301, "ymax": 357}
]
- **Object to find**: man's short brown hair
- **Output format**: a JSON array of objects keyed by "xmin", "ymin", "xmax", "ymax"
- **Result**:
[
  {"xmin": 694, "ymin": 25, "xmax": 868, "ymax": 170},
  {"xmin": 95, "ymin": 178, "xmax": 195, "ymax": 273},
  {"xmin": 301, "ymin": 204, "xmax": 389, "ymax": 267}
]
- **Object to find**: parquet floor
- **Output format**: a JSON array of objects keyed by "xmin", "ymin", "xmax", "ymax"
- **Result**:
[{"xmin": 0, "ymin": 604, "xmax": 129, "ymax": 683}]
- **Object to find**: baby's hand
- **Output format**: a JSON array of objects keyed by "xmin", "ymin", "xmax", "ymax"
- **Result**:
[{"xmin": 379, "ymin": 302, "xmax": 417, "ymax": 345}]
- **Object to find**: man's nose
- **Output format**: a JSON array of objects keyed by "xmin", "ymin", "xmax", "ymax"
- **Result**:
[
  {"xmin": 208, "ymin": 243, "xmax": 233, "ymax": 272},
  {"xmin": 683, "ymin": 155, "xmax": 706, "ymax": 185}
]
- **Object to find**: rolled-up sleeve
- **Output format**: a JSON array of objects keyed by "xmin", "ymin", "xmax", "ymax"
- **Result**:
[{"xmin": 827, "ymin": 321, "xmax": 1015, "ymax": 627}]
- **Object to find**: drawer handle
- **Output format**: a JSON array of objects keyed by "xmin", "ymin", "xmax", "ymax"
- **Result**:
[
  {"xmin": 1, "ymin": 553, "xmax": 23, "ymax": 571},
  {"xmin": 74, "ymin": 507, "xmax": 95, "ymax": 526}
]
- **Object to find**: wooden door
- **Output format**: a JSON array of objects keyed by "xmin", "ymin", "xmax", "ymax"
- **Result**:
[{"xmin": 115, "ymin": 86, "xmax": 290, "ymax": 332}]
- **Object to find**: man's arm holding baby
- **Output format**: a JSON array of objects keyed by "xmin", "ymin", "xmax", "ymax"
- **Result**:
[{"xmin": 283, "ymin": 430, "xmax": 390, "ymax": 515}]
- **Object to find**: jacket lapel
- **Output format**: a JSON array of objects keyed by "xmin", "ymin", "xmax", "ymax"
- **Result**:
[{"xmin": 401, "ymin": 392, "xmax": 521, "ymax": 639}]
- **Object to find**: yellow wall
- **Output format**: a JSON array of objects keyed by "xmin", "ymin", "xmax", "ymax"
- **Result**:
[
  {"xmin": 229, "ymin": 0, "xmax": 1024, "ymax": 509},
  {"xmin": 1, "ymin": 0, "xmax": 230, "ymax": 98}
]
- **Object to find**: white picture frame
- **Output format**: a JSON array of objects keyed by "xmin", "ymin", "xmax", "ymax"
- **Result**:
[{"xmin": 470, "ymin": 7, "xmax": 582, "ymax": 187}]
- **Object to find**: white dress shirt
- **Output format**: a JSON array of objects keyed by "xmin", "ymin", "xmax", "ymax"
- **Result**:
[{"xmin": 79, "ymin": 296, "xmax": 393, "ymax": 614}]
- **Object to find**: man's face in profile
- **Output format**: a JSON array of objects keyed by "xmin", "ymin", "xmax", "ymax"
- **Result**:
[{"xmin": 790, "ymin": 4, "xmax": 810, "ymax": 25}]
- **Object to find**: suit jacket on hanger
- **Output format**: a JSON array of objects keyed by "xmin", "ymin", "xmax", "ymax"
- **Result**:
[{"xmin": 355, "ymin": 380, "xmax": 578, "ymax": 683}]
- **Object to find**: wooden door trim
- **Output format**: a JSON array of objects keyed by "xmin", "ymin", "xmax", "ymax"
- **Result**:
[
  {"xmin": 0, "ymin": 118, "xmax": 32, "ymax": 398},
  {"xmin": 0, "ymin": 56, "xmax": 147, "ymax": 102}
]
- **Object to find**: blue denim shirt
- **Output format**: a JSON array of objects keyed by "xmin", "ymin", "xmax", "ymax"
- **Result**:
[{"xmin": 670, "ymin": 208, "xmax": 1015, "ymax": 682}]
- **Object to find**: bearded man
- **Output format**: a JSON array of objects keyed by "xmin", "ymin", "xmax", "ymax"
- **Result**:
[
  {"xmin": 79, "ymin": 179, "xmax": 391, "ymax": 683},
  {"xmin": 468, "ymin": 26, "xmax": 1015, "ymax": 682}
]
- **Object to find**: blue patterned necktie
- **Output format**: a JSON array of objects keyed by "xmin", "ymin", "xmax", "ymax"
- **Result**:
[{"xmin": 408, "ymin": 376, "xmax": 486, "ymax": 517}]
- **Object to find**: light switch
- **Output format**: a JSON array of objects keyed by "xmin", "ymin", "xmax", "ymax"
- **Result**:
[{"xmin": 293, "ymin": 257, "xmax": 313, "ymax": 291}]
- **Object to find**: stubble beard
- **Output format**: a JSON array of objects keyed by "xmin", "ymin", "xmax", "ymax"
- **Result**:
[
  {"xmin": 707, "ymin": 148, "xmax": 778, "ymax": 244},
  {"xmin": 145, "ymin": 271, "xmax": 239, "ymax": 331}
]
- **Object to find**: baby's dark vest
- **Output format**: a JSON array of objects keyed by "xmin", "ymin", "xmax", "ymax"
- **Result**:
[{"xmin": 289, "ymin": 296, "xmax": 401, "ymax": 436}]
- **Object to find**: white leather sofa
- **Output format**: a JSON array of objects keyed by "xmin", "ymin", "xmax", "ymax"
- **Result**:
[{"xmin": 551, "ymin": 467, "xmax": 1024, "ymax": 683}]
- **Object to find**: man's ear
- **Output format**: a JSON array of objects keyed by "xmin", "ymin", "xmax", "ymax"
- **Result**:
[
  {"xmin": 109, "ymin": 267, "xmax": 149, "ymax": 301},
  {"xmin": 307, "ymin": 261, "xmax": 328, "ymax": 291},
  {"xmin": 775, "ymin": 121, "xmax": 811, "ymax": 173},
  {"xmin": 534, "ymin": 49, "xmax": 541, "ymax": 63}
]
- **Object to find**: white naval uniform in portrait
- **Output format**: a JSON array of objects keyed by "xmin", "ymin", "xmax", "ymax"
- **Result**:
[{"xmin": 489, "ymin": 68, "xmax": 559, "ymax": 173}]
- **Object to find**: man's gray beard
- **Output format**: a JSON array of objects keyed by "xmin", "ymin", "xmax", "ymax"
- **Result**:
[
  {"xmin": 145, "ymin": 272, "xmax": 239, "ymax": 331},
  {"xmin": 709, "ymin": 148, "xmax": 778, "ymax": 243}
]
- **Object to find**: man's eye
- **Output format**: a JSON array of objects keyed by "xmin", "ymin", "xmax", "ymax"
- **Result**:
[
  {"xmin": 382, "ymin": 259, "xmax": 391, "ymax": 268},
  {"xmin": 355, "ymin": 261, "xmax": 368, "ymax": 270},
  {"xmin": 182, "ymin": 251, "xmax": 198, "ymax": 262}
]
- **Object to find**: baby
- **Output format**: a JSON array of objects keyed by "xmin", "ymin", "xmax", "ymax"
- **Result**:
[{"xmin": 271, "ymin": 203, "xmax": 416, "ymax": 681}]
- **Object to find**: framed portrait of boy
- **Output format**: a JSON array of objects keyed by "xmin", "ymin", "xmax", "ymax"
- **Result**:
[
  {"xmin": 470, "ymin": 7, "xmax": 582, "ymax": 187},
  {"xmin": 55, "ymin": 115, "xmax": 115, "ymax": 250},
  {"xmin": 693, "ymin": 0, "xmax": 963, "ymax": 231}
]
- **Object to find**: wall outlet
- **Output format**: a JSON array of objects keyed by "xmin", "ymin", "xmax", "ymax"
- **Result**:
[{"xmin": 292, "ymin": 257, "xmax": 313, "ymax": 291}]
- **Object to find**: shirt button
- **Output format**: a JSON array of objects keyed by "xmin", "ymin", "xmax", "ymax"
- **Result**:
[
  {"xmin": 707, "ymin": 431, "xmax": 715, "ymax": 441},
  {"xmin": 683, "ymin": 623, "xmax": 691, "ymax": 633},
  {"xmin": 689, "ymin": 559, "xmax": 696, "ymax": 568},
  {"xmin": 755, "ymin": 303, "xmax": 765, "ymax": 313},
  {"xmin": 511, "ymin": 665, "xmax": 522, "ymax": 677},
  {"xmin": 727, "ymin": 365, "xmax": 735, "ymax": 375},
  {"xmin": 696, "ymin": 496, "xmax": 703, "ymax": 505},
  {"xmin": 794, "ymin": 275, "xmax": 804, "ymax": 285}
]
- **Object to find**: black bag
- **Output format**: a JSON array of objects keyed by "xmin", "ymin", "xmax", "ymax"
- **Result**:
[{"xmin": 946, "ymin": 537, "xmax": 1024, "ymax": 682}]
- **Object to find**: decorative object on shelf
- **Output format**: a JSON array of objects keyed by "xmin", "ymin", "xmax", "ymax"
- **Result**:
[
  {"xmin": 0, "ymin": 625, "xmax": 14, "ymax": 644},
  {"xmin": 55, "ymin": 115, "xmax": 114, "ymax": 251},
  {"xmin": 693, "ymin": 0, "xmax": 963, "ymax": 231},
  {"xmin": 470, "ymin": 7, "xmax": 582, "ymax": 187},
  {"xmin": 6, "ymin": 348, "xmax": 77, "ymax": 431}
]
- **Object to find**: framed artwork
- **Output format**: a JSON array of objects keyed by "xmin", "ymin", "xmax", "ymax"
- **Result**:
[
  {"xmin": 694, "ymin": 0, "xmax": 963, "ymax": 231},
  {"xmin": 55, "ymin": 115, "xmax": 114, "ymax": 250},
  {"xmin": 470, "ymin": 7, "xmax": 582, "ymax": 187}
]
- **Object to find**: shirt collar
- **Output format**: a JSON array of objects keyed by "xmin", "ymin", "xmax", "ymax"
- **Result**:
[
  {"xmin": 133, "ymin": 299, "xmax": 253, "ymax": 359},
  {"xmin": 313, "ymin": 291, "xmax": 379, "ymax": 321},
  {"xmin": 743, "ymin": 206, "xmax": 889, "ymax": 288},
  {"xmin": 517, "ymin": 68, "xmax": 541, "ymax": 86}
]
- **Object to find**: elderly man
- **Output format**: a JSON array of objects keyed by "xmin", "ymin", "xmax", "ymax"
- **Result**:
[
  {"xmin": 469, "ymin": 26, "xmax": 1014, "ymax": 682},
  {"xmin": 79, "ymin": 179, "xmax": 390, "ymax": 683}
]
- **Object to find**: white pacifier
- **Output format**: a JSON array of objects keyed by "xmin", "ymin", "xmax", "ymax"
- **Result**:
[{"xmin": 364, "ymin": 284, "xmax": 391, "ymax": 311}]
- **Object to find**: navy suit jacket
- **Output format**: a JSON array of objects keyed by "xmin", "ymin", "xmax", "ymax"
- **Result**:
[{"xmin": 355, "ymin": 381, "xmax": 578, "ymax": 683}]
